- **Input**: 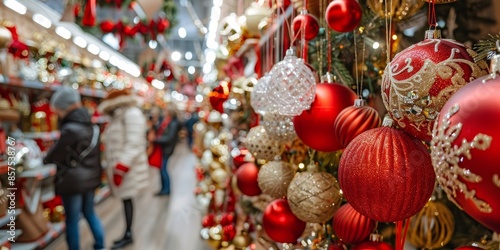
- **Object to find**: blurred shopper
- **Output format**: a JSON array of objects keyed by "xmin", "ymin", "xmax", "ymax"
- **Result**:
[
  {"xmin": 184, "ymin": 104, "xmax": 199, "ymax": 149},
  {"xmin": 154, "ymin": 106, "xmax": 181, "ymax": 196},
  {"xmin": 98, "ymin": 89, "xmax": 149, "ymax": 249},
  {"xmin": 44, "ymin": 86, "xmax": 105, "ymax": 250}
]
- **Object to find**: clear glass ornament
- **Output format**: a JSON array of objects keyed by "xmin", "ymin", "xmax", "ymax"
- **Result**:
[
  {"xmin": 250, "ymin": 73, "xmax": 271, "ymax": 114},
  {"xmin": 262, "ymin": 112, "xmax": 297, "ymax": 142},
  {"xmin": 267, "ymin": 48, "xmax": 316, "ymax": 116}
]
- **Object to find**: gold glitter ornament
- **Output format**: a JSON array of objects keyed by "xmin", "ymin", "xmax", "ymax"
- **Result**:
[
  {"xmin": 407, "ymin": 201, "xmax": 455, "ymax": 249},
  {"xmin": 366, "ymin": 0, "xmax": 425, "ymax": 21},
  {"xmin": 246, "ymin": 125, "xmax": 283, "ymax": 161},
  {"xmin": 262, "ymin": 112, "xmax": 297, "ymax": 142},
  {"xmin": 287, "ymin": 168, "xmax": 343, "ymax": 223},
  {"xmin": 257, "ymin": 161, "xmax": 296, "ymax": 198}
]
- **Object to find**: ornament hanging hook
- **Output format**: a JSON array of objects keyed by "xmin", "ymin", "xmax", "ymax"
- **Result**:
[{"xmin": 483, "ymin": 40, "xmax": 500, "ymax": 82}]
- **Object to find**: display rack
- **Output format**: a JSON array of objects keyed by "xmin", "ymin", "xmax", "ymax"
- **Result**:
[{"xmin": 11, "ymin": 222, "xmax": 65, "ymax": 250}]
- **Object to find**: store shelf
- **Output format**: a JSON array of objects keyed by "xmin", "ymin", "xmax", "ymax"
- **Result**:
[
  {"xmin": 11, "ymin": 222, "xmax": 65, "ymax": 250},
  {"xmin": 23, "ymin": 131, "xmax": 60, "ymax": 141},
  {"xmin": 0, "ymin": 229, "xmax": 22, "ymax": 247},
  {"xmin": 0, "ymin": 77, "xmax": 107, "ymax": 99},
  {"xmin": 0, "ymin": 209, "xmax": 22, "ymax": 227},
  {"xmin": 94, "ymin": 185, "xmax": 111, "ymax": 204},
  {"xmin": 18, "ymin": 165, "xmax": 56, "ymax": 180}
]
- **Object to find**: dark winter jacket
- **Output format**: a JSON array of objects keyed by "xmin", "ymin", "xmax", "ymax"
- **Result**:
[
  {"xmin": 156, "ymin": 116, "xmax": 181, "ymax": 157},
  {"xmin": 44, "ymin": 107, "xmax": 102, "ymax": 195}
]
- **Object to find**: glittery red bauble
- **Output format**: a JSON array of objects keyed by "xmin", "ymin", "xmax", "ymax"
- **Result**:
[
  {"xmin": 292, "ymin": 13, "xmax": 319, "ymax": 41},
  {"xmin": 339, "ymin": 126, "xmax": 436, "ymax": 222},
  {"xmin": 100, "ymin": 20, "xmax": 115, "ymax": 33},
  {"xmin": 235, "ymin": 163, "xmax": 262, "ymax": 196},
  {"xmin": 334, "ymin": 101, "xmax": 381, "ymax": 148},
  {"xmin": 325, "ymin": 0, "xmax": 362, "ymax": 33},
  {"xmin": 382, "ymin": 38, "xmax": 488, "ymax": 142},
  {"xmin": 202, "ymin": 214, "xmax": 216, "ymax": 228},
  {"xmin": 454, "ymin": 247, "xmax": 485, "ymax": 250},
  {"xmin": 293, "ymin": 83, "xmax": 357, "ymax": 152},
  {"xmin": 220, "ymin": 213, "xmax": 235, "ymax": 226},
  {"xmin": 222, "ymin": 224, "xmax": 237, "ymax": 241},
  {"xmin": 209, "ymin": 82, "xmax": 230, "ymax": 113},
  {"xmin": 431, "ymin": 74, "xmax": 500, "ymax": 233},
  {"xmin": 333, "ymin": 204, "xmax": 376, "ymax": 244},
  {"xmin": 352, "ymin": 241, "xmax": 394, "ymax": 250},
  {"xmin": 263, "ymin": 199, "xmax": 306, "ymax": 243}
]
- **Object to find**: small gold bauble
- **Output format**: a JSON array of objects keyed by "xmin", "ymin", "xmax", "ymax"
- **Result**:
[
  {"xmin": 246, "ymin": 125, "xmax": 282, "ymax": 161},
  {"xmin": 258, "ymin": 161, "xmax": 295, "ymax": 198},
  {"xmin": 407, "ymin": 201, "xmax": 455, "ymax": 249},
  {"xmin": 287, "ymin": 171, "xmax": 343, "ymax": 223},
  {"xmin": 233, "ymin": 231, "xmax": 252, "ymax": 249}
]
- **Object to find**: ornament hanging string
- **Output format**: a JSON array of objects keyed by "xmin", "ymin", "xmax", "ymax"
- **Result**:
[
  {"xmin": 279, "ymin": 5, "xmax": 303, "ymax": 55},
  {"xmin": 301, "ymin": 0, "xmax": 308, "ymax": 61},
  {"xmin": 395, "ymin": 219, "xmax": 411, "ymax": 250},
  {"xmin": 428, "ymin": 0, "xmax": 438, "ymax": 28},
  {"xmin": 384, "ymin": 0, "xmax": 394, "ymax": 63},
  {"xmin": 353, "ymin": 32, "xmax": 365, "ymax": 98}
]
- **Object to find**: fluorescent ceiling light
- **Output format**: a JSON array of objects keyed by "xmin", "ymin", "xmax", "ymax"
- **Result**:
[
  {"xmin": 87, "ymin": 44, "xmax": 100, "ymax": 55},
  {"xmin": 73, "ymin": 36, "xmax": 87, "ymax": 48},
  {"xmin": 4, "ymin": 0, "xmax": 27, "ymax": 15},
  {"xmin": 33, "ymin": 13, "xmax": 52, "ymax": 29},
  {"xmin": 188, "ymin": 66, "xmax": 195, "ymax": 75},
  {"xmin": 99, "ymin": 51, "xmax": 110, "ymax": 61},
  {"xmin": 185, "ymin": 51, "xmax": 193, "ymax": 60},
  {"xmin": 55, "ymin": 26, "xmax": 71, "ymax": 39},
  {"xmin": 109, "ymin": 56, "xmax": 120, "ymax": 66},
  {"xmin": 171, "ymin": 51, "xmax": 181, "ymax": 62},
  {"xmin": 178, "ymin": 27, "xmax": 187, "ymax": 38}
]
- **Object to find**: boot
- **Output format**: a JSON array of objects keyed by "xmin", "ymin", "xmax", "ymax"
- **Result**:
[{"xmin": 111, "ymin": 231, "xmax": 133, "ymax": 249}]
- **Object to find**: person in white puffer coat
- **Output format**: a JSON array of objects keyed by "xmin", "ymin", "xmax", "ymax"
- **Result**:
[{"xmin": 97, "ymin": 88, "xmax": 149, "ymax": 249}]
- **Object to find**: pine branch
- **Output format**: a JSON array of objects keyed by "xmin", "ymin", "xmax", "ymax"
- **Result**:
[
  {"xmin": 331, "ymin": 59, "xmax": 354, "ymax": 86},
  {"xmin": 473, "ymin": 32, "xmax": 500, "ymax": 62}
]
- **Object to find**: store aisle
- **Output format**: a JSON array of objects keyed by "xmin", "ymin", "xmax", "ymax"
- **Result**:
[{"xmin": 47, "ymin": 141, "xmax": 210, "ymax": 250}]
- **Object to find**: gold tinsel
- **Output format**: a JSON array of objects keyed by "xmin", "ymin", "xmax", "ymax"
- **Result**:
[{"xmin": 407, "ymin": 201, "xmax": 455, "ymax": 249}]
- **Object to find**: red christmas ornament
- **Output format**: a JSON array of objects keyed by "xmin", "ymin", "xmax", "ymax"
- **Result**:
[
  {"xmin": 382, "ymin": 38, "xmax": 488, "ymax": 141},
  {"xmin": 325, "ymin": 0, "xmax": 362, "ymax": 33},
  {"xmin": 339, "ymin": 126, "xmax": 435, "ymax": 222},
  {"xmin": 222, "ymin": 224, "xmax": 237, "ymax": 241},
  {"xmin": 454, "ymin": 247, "xmax": 485, "ymax": 250},
  {"xmin": 123, "ymin": 25, "xmax": 138, "ymax": 37},
  {"xmin": 235, "ymin": 163, "xmax": 262, "ymax": 196},
  {"xmin": 157, "ymin": 18, "xmax": 170, "ymax": 34},
  {"xmin": 333, "ymin": 203, "xmax": 376, "ymax": 244},
  {"xmin": 352, "ymin": 241, "xmax": 394, "ymax": 250},
  {"xmin": 202, "ymin": 214, "xmax": 216, "ymax": 228},
  {"xmin": 208, "ymin": 81, "xmax": 230, "ymax": 113},
  {"xmin": 292, "ymin": 13, "xmax": 320, "ymax": 41},
  {"xmin": 232, "ymin": 148, "xmax": 252, "ymax": 168},
  {"xmin": 100, "ymin": 20, "xmax": 115, "ymax": 33},
  {"xmin": 82, "ymin": 0, "xmax": 96, "ymax": 27},
  {"xmin": 293, "ymin": 83, "xmax": 357, "ymax": 152},
  {"xmin": 220, "ymin": 213, "xmax": 235, "ymax": 226},
  {"xmin": 262, "ymin": 199, "xmax": 306, "ymax": 243},
  {"xmin": 334, "ymin": 99, "xmax": 381, "ymax": 148},
  {"xmin": 431, "ymin": 73, "xmax": 500, "ymax": 233}
]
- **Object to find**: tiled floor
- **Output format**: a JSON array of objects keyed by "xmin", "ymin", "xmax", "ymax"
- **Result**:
[{"xmin": 47, "ymin": 141, "xmax": 210, "ymax": 250}]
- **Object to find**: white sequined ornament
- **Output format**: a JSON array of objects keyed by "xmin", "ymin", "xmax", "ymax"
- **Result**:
[
  {"xmin": 262, "ymin": 112, "xmax": 297, "ymax": 142},
  {"xmin": 267, "ymin": 49, "xmax": 316, "ymax": 116},
  {"xmin": 250, "ymin": 73, "xmax": 271, "ymax": 114},
  {"xmin": 246, "ymin": 125, "xmax": 282, "ymax": 161}
]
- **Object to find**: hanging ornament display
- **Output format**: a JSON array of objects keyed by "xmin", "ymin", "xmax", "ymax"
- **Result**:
[
  {"xmin": 291, "ymin": 0, "xmax": 332, "ymax": 19},
  {"xmin": 262, "ymin": 198, "xmax": 306, "ymax": 244},
  {"xmin": 325, "ymin": 0, "xmax": 362, "ymax": 33},
  {"xmin": 287, "ymin": 168, "xmax": 343, "ymax": 223},
  {"xmin": 294, "ymin": 83, "xmax": 357, "ymax": 152},
  {"xmin": 334, "ymin": 99, "xmax": 381, "ymax": 148},
  {"xmin": 333, "ymin": 203, "xmax": 376, "ymax": 245},
  {"xmin": 366, "ymin": 0, "xmax": 424, "ymax": 21},
  {"xmin": 292, "ymin": 11, "xmax": 320, "ymax": 41},
  {"xmin": 382, "ymin": 35, "xmax": 489, "ymax": 142},
  {"xmin": 257, "ymin": 161, "xmax": 295, "ymax": 199},
  {"xmin": 431, "ymin": 54, "xmax": 500, "ymax": 233},
  {"xmin": 262, "ymin": 112, "xmax": 297, "ymax": 142},
  {"xmin": 235, "ymin": 162, "xmax": 262, "ymax": 196},
  {"xmin": 250, "ymin": 74, "xmax": 271, "ymax": 114},
  {"xmin": 209, "ymin": 81, "xmax": 231, "ymax": 114},
  {"xmin": 339, "ymin": 125, "xmax": 436, "ymax": 222},
  {"xmin": 267, "ymin": 48, "xmax": 317, "ymax": 116},
  {"xmin": 352, "ymin": 234, "xmax": 394, "ymax": 250},
  {"xmin": 245, "ymin": 125, "xmax": 282, "ymax": 161},
  {"xmin": 407, "ymin": 201, "xmax": 455, "ymax": 249}
]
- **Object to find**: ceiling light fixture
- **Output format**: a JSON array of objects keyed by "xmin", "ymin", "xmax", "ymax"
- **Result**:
[
  {"xmin": 171, "ymin": 51, "xmax": 182, "ymax": 62},
  {"xmin": 185, "ymin": 51, "xmax": 193, "ymax": 60},
  {"xmin": 4, "ymin": 0, "xmax": 27, "ymax": 15},
  {"xmin": 33, "ymin": 13, "xmax": 52, "ymax": 29},
  {"xmin": 178, "ymin": 27, "xmax": 187, "ymax": 38},
  {"xmin": 55, "ymin": 26, "xmax": 71, "ymax": 39},
  {"xmin": 73, "ymin": 36, "xmax": 87, "ymax": 48}
]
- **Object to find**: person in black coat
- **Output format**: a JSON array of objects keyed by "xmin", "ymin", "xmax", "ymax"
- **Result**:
[
  {"xmin": 154, "ymin": 106, "xmax": 181, "ymax": 196},
  {"xmin": 43, "ymin": 86, "xmax": 105, "ymax": 250}
]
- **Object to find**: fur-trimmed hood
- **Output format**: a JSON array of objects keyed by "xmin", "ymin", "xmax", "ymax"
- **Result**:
[{"xmin": 97, "ymin": 94, "xmax": 142, "ymax": 115}]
